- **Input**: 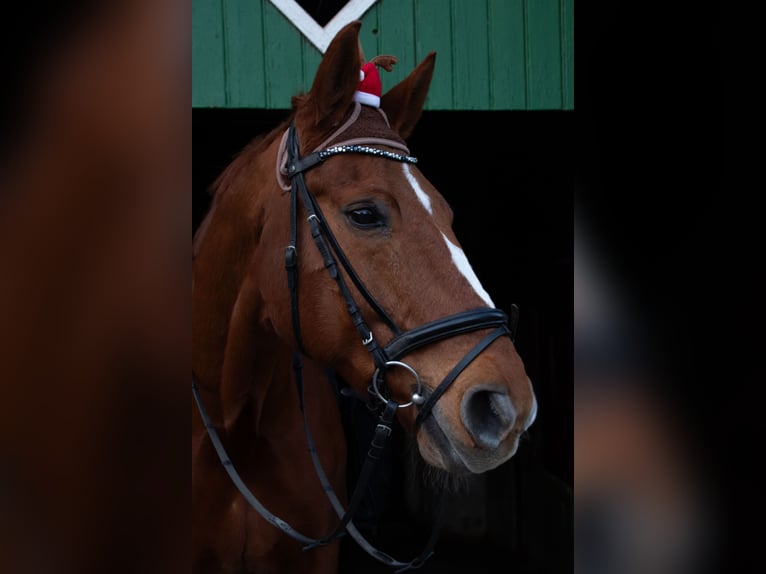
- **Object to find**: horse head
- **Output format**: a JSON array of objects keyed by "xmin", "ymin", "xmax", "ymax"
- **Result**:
[{"xmin": 247, "ymin": 21, "xmax": 538, "ymax": 476}]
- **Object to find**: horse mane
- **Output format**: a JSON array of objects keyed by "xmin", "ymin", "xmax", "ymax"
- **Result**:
[
  {"xmin": 192, "ymin": 115, "xmax": 292, "ymax": 259},
  {"xmin": 211, "ymin": 118, "xmax": 289, "ymax": 199}
]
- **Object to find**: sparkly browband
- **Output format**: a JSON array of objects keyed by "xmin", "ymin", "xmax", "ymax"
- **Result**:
[
  {"xmin": 317, "ymin": 144, "xmax": 417, "ymax": 164},
  {"xmin": 276, "ymin": 102, "xmax": 414, "ymax": 191}
]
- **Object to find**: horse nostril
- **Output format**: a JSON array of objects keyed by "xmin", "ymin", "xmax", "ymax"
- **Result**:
[{"xmin": 461, "ymin": 388, "xmax": 516, "ymax": 450}]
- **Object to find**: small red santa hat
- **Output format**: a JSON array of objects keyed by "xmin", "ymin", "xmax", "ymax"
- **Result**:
[{"xmin": 353, "ymin": 61, "xmax": 382, "ymax": 108}]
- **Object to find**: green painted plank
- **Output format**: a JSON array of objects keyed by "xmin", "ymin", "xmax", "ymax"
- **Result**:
[
  {"xmin": 222, "ymin": 0, "xmax": 266, "ymax": 107},
  {"xmin": 561, "ymin": 0, "xmax": 574, "ymax": 109},
  {"xmin": 414, "ymin": 0, "xmax": 453, "ymax": 109},
  {"xmin": 262, "ymin": 1, "xmax": 305, "ymax": 108},
  {"xmin": 451, "ymin": 0, "xmax": 490, "ymax": 109},
  {"xmin": 378, "ymin": 0, "xmax": 416, "ymax": 89},
  {"xmin": 298, "ymin": 7, "xmax": 383, "ymax": 103},
  {"xmin": 297, "ymin": 7, "xmax": 386, "ymax": 101},
  {"xmin": 488, "ymin": 0, "xmax": 527, "ymax": 109},
  {"xmin": 526, "ymin": 0, "xmax": 562, "ymax": 109},
  {"xmin": 192, "ymin": 0, "xmax": 225, "ymax": 107},
  {"xmin": 359, "ymin": 5, "xmax": 382, "ymax": 68},
  {"xmin": 300, "ymin": 37, "xmax": 322, "ymax": 95},
  {"xmin": 191, "ymin": 0, "xmax": 573, "ymax": 110}
]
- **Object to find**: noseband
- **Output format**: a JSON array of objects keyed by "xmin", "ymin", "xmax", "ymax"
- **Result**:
[{"xmin": 284, "ymin": 121, "xmax": 518, "ymax": 424}]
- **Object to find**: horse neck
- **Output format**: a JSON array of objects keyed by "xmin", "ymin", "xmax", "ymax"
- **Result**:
[
  {"xmin": 192, "ymin": 129, "xmax": 286, "ymax": 417},
  {"xmin": 192, "ymin": 117, "xmax": 350, "ymax": 436}
]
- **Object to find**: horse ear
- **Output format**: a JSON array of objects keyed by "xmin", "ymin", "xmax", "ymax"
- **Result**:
[
  {"xmin": 381, "ymin": 52, "xmax": 436, "ymax": 139},
  {"xmin": 303, "ymin": 21, "xmax": 363, "ymax": 128}
]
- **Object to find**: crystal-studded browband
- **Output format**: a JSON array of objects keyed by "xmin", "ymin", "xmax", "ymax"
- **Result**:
[
  {"xmin": 318, "ymin": 144, "xmax": 418, "ymax": 165},
  {"xmin": 288, "ymin": 142, "xmax": 418, "ymax": 177}
]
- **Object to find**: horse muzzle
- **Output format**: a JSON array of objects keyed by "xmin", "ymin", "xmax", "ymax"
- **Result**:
[{"xmin": 416, "ymin": 382, "xmax": 537, "ymax": 475}]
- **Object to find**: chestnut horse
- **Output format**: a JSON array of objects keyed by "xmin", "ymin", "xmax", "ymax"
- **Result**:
[{"xmin": 192, "ymin": 21, "xmax": 537, "ymax": 574}]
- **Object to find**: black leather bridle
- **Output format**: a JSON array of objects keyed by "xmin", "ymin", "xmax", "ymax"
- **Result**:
[
  {"xmin": 192, "ymin": 120, "xmax": 520, "ymax": 571},
  {"xmin": 284, "ymin": 121, "xmax": 518, "ymax": 420}
]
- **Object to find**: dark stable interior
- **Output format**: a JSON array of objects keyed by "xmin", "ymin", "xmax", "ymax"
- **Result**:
[{"xmin": 193, "ymin": 109, "xmax": 575, "ymax": 573}]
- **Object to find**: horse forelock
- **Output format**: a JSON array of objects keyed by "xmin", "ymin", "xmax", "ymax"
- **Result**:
[{"xmin": 323, "ymin": 104, "xmax": 406, "ymax": 149}]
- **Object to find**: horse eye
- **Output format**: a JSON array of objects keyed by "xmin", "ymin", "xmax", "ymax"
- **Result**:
[{"xmin": 346, "ymin": 206, "xmax": 386, "ymax": 229}]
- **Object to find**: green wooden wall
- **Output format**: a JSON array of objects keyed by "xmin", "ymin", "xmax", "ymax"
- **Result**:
[{"xmin": 192, "ymin": 0, "xmax": 574, "ymax": 110}]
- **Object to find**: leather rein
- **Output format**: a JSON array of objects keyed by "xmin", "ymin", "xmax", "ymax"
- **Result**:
[{"xmin": 192, "ymin": 120, "xmax": 519, "ymax": 571}]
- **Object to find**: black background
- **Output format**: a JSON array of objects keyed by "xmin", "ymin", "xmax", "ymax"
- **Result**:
[{"xmin": 193, "ymin": 106, "xmax": 575, "ymax": 572}]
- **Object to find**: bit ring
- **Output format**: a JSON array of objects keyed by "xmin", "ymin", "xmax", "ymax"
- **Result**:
[{"xmin": 371, "ymin": 360, "xmax": 423, "ymax": 408}]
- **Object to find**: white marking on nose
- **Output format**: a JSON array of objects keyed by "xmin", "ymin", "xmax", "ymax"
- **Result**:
[
  {"xmin": 403, "ymin": 164, "xmax": 432, "ymax": 214},
  {"xmin": 441, "ymin": 233, "xmax": 495, "ymax": 307}
]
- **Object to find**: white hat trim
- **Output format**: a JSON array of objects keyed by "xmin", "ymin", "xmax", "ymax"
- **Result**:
[{"xmin": 352, "ymin": 90, "xmax": 380, "ymax": 107}]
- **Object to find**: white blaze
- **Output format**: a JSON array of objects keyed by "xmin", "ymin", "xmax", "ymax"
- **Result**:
[
  {"xmin": 442, "ymin": 233, "xmax": 495, "ymax": 307},
  {"xmin": 401, "ymin": 165, "xmax": 494, "ymax": 307},
  {"xmin": 403, "ymin": 164, "xmax": 432, "ymax": 214}
]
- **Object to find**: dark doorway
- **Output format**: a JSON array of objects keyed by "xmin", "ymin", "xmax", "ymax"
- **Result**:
[{"xmin": 193, "ymin": 108, "xmax": 576, "ymax": 573}]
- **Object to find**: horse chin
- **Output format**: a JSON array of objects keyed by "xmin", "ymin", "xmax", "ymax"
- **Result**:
[{"xmin": 416, "ymin": 411, "xmax": 519, "ymax": 476}]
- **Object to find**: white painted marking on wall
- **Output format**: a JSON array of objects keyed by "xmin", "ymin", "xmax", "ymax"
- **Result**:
[{"xmin": 268, "ymin": 0, "xmax": 380, "ymax": 53}]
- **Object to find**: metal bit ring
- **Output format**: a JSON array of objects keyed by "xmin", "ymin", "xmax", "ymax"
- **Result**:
[{"xmin": 371, "ymin": 360, "xmax": 424, "ymax": 408}]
